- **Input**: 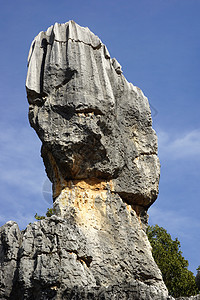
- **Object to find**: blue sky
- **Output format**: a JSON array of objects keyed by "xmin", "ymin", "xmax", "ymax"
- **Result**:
[{"xmin": 0, "ymin": 0, "xmax": 199, "ymax": 275}]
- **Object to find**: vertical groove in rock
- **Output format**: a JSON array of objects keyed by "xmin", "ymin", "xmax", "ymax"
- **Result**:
[{"xmin": 0, "ymin": 21, "xmax": 178, "ymax": 299}]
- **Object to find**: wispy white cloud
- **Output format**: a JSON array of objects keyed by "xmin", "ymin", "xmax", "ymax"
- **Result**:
[
  {"xmin": 157, "ymin": 129, "xmax": 200, "ymax": 160},
  {"xmin": 149, "ymin": 206, "xmax": 200, "ymax": 239}
]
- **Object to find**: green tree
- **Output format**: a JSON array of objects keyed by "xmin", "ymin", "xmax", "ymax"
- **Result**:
[
  {"xmin": 34, "ymin": 208, "xmax": 55, "ymax": 220},
  {"xmin": 195, "ymin": 266, "xmax": 200, "ymax": 291},
  {"xmin": 147, "ymin": 224, "xmax": 198, "ymax": 298}
]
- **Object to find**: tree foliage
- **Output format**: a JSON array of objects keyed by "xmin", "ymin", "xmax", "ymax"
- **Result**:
[
  {"xmin": 196, "ymin": 266, "xmax": 200, "ymax": 290},
  {"xmin": 147, "ymin": 224, "xmax": 198, "ymax": 298},
  {"xmin": 34, "ymin": 208, "xmax": 55, "ymax": 220}
]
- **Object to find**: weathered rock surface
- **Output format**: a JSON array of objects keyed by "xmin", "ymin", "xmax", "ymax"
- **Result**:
[
  {"xmin": 0, "ymin": 221, "xmax": 21, "ymax": 299},
  {"xmin": 0, "ymin": 214, "xmax": 170, "ymax": 299},
  {"xmin": 26, "ymin": 20, "xmax": 160, "ymax": 210},
  {"xmin": 0, "ymin": 21, "xmax": 177, "ymax": 299},
  {"xmin": 1, "ymin": 218, "xmax": 198, "ymax": 299}
]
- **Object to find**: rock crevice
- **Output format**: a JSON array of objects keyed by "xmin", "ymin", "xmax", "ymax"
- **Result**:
[{"xmin": 0, "ymin": 20, "xmax": 179, "ymax": 299}]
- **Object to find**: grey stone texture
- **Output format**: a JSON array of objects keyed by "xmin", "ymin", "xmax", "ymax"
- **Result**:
[
  {"xmin": 0, "ymin": 215, "xmax": 169, "ymax": 299},
  {"xmin": 1, "ymin": 20, "xmax": 198, "ymax": 299},
  {"xmin": 0, "ymin": 221, "xmax": 21, "ymax": 299},
  {"xmin": 1, "ymin": 217, "xmax": 198, "ymax": 299},
  {"xmin": 26, "ymin": 20, "xmax": 160, "ymax": 209}
]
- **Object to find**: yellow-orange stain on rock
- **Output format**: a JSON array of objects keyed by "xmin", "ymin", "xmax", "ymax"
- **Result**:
[
  {"xmin": 57, "ymin": 178, "xmax": 114, "ymax": 230},
  {"xmin": 54, "ymin": 178, "xmax": 144, "ymax": 229}
]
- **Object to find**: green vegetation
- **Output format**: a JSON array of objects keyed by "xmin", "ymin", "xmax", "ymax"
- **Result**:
[
  {"xmin": 34, "ymin": 208, "xmax": 55, "ymax": 220},
  {"xmin": 147, "ymin": 224, "xmax": 198, "ymax": 298},
  {"xmin": 195, "ymin": 266, "xmax": 200, "ymax": 290}
]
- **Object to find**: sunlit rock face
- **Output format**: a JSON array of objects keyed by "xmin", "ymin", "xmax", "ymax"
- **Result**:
[
  {"xmin": 0, "ymin": 216, "xmax": 170, "ymax": 300},
  {"xmin": 6, "ymin": 20, "xmax": 171, "ymax": 299},
  {"xmin": 26, "ymin": 20, "xmax": 160, "ymax": 213}
]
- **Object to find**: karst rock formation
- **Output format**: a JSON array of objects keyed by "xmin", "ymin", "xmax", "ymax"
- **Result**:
[{"xmin": 0, "ymin": 21, "xmax": 179, "ymax": 299}]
